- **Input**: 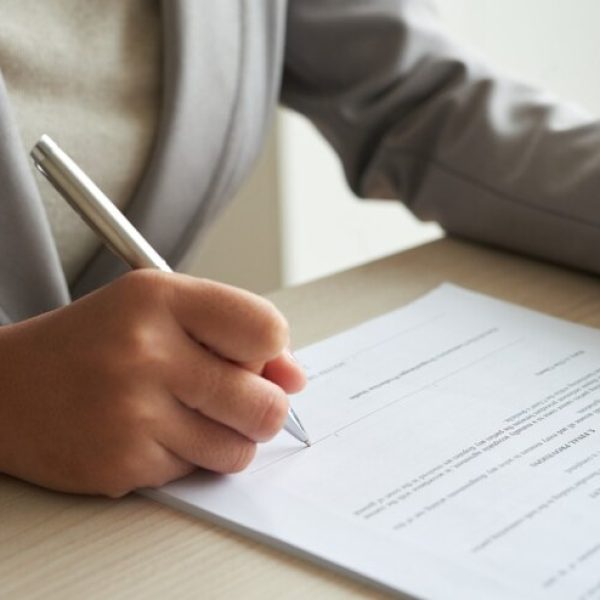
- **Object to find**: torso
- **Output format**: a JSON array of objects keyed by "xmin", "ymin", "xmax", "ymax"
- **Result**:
[{"xmin": 0, "ymin": 0, "xmax": 162, "ymax": 283}]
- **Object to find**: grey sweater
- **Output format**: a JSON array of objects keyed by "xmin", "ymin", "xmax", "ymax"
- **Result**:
[{"xmin": 0, "ymin": 0, "xmax": 161, "ymax": 283}]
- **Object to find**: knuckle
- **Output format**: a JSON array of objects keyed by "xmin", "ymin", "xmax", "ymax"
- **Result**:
[
  {"xmin": 122, "ymin": 323, "xmax": 168, "ymax": 371},
  {"xmin": 119, "ymin": 269, "xmax": 170, "ymax": 297},
  {"xmin": 104, "ymin": 400, "xmax": 159, "ymax": 460},
  {"xmin": 254, "ymin": 299, "xmax": 289, "ymax": 357},
  {"xmin": 123, "ymin": 397, "xmax": 159, "ymax": 433},
  {"xmin": 254, "ymin": 386, "xmax": 288, "ymax": 441},
  {"xmin": 224, "ymin": 441, "xmax": 257, "ymax": 474}
]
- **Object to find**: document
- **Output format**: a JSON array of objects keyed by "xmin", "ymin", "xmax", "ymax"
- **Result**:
[{"xmin": 145, "ymin": 285, "xmax": 600, "ymax": 600}]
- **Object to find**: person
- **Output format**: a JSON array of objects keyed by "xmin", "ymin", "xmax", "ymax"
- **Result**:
[{"xmin": 1, "ymin": 0, "xmax": 599, "ymax": 498}]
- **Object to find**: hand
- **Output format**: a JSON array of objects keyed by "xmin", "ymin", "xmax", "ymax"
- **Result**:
[{"xmin": 0, "ymin": 271, "xmax": 306, "ymax": 497}]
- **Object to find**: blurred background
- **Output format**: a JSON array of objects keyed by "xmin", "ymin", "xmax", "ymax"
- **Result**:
[{"xmin": 183, "ymin": 0, "xmax": 600, "ymax": 294}]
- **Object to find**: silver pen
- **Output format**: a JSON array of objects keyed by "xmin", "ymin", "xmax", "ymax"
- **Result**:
[{"xmin": 31, "ymin": 134, "xmax": 311, "ymax": 447}]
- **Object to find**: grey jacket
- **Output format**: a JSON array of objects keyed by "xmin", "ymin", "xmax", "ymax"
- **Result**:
[{"xmin": 1, "ymin": 0, "xmax": 599, "ymax": 325}]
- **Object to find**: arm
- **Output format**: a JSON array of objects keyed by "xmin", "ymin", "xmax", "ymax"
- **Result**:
[{"xmin": 282, "ymin": 0, "xmax": 600, "ymax": 273}]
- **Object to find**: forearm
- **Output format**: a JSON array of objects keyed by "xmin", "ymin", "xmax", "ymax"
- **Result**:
[{"xmin": 283, "ymin": 0, "xmax": 600, "ymax": 273}]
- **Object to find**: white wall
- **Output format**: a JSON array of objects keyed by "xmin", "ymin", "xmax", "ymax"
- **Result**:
[
  {"xmin": 437, "ymin": 0, "xmax": 600, "ymax": 113},
  {"xmin": 182, "ymin": 127, "xmax": 283, "ymax": 294},
  {"xmin": 279, "ymin": 110, "xmax": 442, "ymax": 287}
]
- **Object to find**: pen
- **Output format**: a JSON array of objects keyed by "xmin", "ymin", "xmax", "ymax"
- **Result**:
[{"xmin": 31, "ymin": 134, "xmax": 311, "ymax": 447}]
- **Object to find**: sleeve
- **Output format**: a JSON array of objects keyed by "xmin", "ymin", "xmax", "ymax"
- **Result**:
[{"xmin": 281, "ymin": 0, "xmax": 600, "ymax": 274}]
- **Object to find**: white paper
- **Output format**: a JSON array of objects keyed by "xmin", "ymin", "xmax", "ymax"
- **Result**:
[{"xmin": 144, "ymin": 285, "xmax": 600, "ymax": 600}]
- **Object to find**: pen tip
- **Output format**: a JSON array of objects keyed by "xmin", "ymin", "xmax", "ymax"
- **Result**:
[{"xmin": 304, "ymin": 439, "xmax": 312, "ymax": 448}]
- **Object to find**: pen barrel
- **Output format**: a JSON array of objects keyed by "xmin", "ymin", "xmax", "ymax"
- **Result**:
[
  {"xmin": 31, "ymin": 136, "xmax": 309, "ymax": 447},
  {"xmin": 31, "ymin": 135, "xmax": 171, "ymax": 273}
]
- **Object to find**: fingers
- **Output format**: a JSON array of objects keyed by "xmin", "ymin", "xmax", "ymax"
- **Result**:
[
  {"xmin": 164, "ymin": 273, "xmax": 289, "ymax": 363},
  {"xmin": 85, "ymin": 439, "xmax": 196, "ymax": 498},
  {"xmin": 240, "ymin": 350, "xmax": 306, "ymax": 394},
  {"xmin": 157, "ymin": 398, "xmax": 258, "ymax": 474},
  {"xmin": 168, "ymin": 332, "xmax": 289, "ymax": 443},
  {"xmin": 262, "ymin": 350, "xmax": 307, "ymax": 394},
  {"xmin": 134, "ymin": 444, "xmax": 196, "ymax": 491}
]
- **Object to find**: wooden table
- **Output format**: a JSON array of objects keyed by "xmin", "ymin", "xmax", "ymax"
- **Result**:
[{"xmin": 2, "ymin": 238, "xmax": 600, "ymax": 599}]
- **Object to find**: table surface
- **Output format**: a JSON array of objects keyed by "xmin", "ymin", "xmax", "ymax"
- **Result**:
[{"xmin": 2, "ymin": 238, "xmax": 600, "ymax": 599}]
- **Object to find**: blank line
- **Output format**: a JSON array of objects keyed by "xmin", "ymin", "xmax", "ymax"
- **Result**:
[
  {"xmin": 306, "ymin": 313, "xmax": 445, "ymax": 381},
  {"xmin": 252, "ymin": 338, "xmax": 523, "ymax": 474},
  {"xmin": 318, "ymin": 338, "xmax": 523, "ymax": 444},
  {"xmin": 250, "ymin": 447, "xmax": 306, "ymax": 474},
  {"xmin": 343, "ymin": 313, "xmax": 446, "ymax": 363}
]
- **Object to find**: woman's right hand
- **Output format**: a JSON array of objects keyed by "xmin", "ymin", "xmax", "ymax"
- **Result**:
[{"xmin": 0, "ymin": 270, "xmax": 305, "ymax": 497}]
